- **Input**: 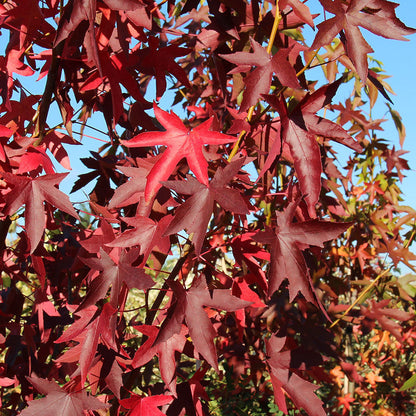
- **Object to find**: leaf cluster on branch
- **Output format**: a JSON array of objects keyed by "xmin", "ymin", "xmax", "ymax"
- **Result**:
[{"xmin": 0, "ymin": 1, "xmax": 415, "ymax": 415}]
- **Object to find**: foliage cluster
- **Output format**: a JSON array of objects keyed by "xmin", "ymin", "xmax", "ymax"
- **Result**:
[{"xmin": 0, "ymin": 1, "xmax": 415, "ymax": 415}]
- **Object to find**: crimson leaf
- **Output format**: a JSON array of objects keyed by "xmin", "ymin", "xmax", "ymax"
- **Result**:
[
  {"xmin": 156, "ymin": 274, "xmax": 252, "ymax": 372},
  {"xmin": 162, "ymin": 157, "xmax": 250, "ymax": 255},
  {"xmin": 219, "ymin": 38, "xmax": 300, "ymax": 111},
  {"xmin": 1, "ymin": 172, "xmax": 79, "ymax": 252},
  {"xmin": 263, "ymin": 77, "xmax": 361, "ymax": 215},
  {"xmin": 311, "ymin": 0, "xmax": 416, "ymax": 81},
  {"xmin": 120, "ymin": 103, "xmax": 237, "ymax": 201},
  {"xmin": 21, "ymin": 375, "xmax": 109, "ymax": 416},
  {"xmin": 255, "ymin": 199, "xmax": 352, "ymax": 302}
]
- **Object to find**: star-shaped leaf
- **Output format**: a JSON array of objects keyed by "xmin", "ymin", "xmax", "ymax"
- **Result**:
[
  {"xmin": 311, "ymin": 0, "xmax": 416, "ymax": 81},
  {"xmin": 120, "ymin": 393, "xmax": 173, "ymax": 416},
  {"xmin": 79, "ymin": 248, "xmax": 155, "ymax": 309},
  {"xmin": 108, "ymin": 166, "xmax": 147, "ymax": 209},
  {"xmin": 55, "ymin": 303, "xmax": 117, "ymax": 385},
  {"xmin": 360, "ymin": 299, "xmax": 413, "ymax": 340},
  {"xmin": 162, "ymin": 157, "xmax": 250, "ymax": 255},
  {"xmin": 266, "ymin": 336, "xmax": 326, "ymax": 416},
  {"xmin": 131, "ymin": 38, "xmax": 192, "ymax": 100},
  {"xmin": 120, "ymin": 103, "xmax": 237, "ymax": 201},
  {"xmin": 107, "ymin": 216, "xmax": 172, "ymax": 265},
  {"xmin": 132, "ymin": 325, "xmax": 187, "ymax": 396},
  {"xmin": 156, "ymin": 275, "xmax": 252, "ymax": 372},
  {"xmin": 255, "ymin": 199, "xmax": 352, "ymax": 302},
  {"xmin": 1, "ymin": 172, "xmax": 79, "ymax": 252},
  {"xmin": 219, "ymin": 38, "xmax": 300, "ymax": 111},
  {"xmin": 21, "ymin": 375, "xmax": 110, "ymax": 416},
  {"xmin": 263, "ymin": 77, "xmax": 362, "ymax": 215}
]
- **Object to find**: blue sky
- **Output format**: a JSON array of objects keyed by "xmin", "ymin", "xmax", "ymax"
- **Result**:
[{"xmin": 358, "ymin": 2, "xmax": 416, "ymax": 210}]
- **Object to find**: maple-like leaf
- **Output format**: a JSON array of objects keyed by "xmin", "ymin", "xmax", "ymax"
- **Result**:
[
  {"xmin": 131, "ymin": 38, "xmax": 192, "ymax": 100},
  {"xmin": 107, "ymin": 166, "xmax": 147, "ymax": 209},
  {"xmin": 266, "ymin": 336, "xmax": 326, "ymax": 416},
  {"xmin": 280, "ymin": 0, "xmax": 314, "ymax": 28},
  {"xmin": 383, "ymin": 146, "xmax": 409, "ymax": 182},
  {"xmin": 156, "ymin": 275, "xmax": 252, "ymax": 372},
  {"xmin": 107, "ymin": 216, "xmax": 172, "ymax": 265},
  {"xmin": 79, "ymin": 248, "xmax": 155, "ymax": 309},
  {"xmin": 55, "ymin": 303, "xmax": 117, "ymax": 385},
  {"xmin": 20, "ymin": 375, "xmax": 110, "ymax": 416},
  {"xmin": 0, "ymin": 172, "xmax": 79, "ymax": 252},
  {"xmin": 132, "ymin": 325, "xmax": 187, "ymax": 395},
  {"xmin": 311, "ymin": 0, "xmax": 416, "ymax": 81},
  {"xmin": 120, "ymin": 393, "xmax": 173, "ymax": 416},
  {"xmin": 219, "ymin": 38, "xmax": 300, "ymax": 111},
  {"xmin": 162, "ymin": 157, "xmax": 250, "ymax": 255},
  {"xmin": 360, "ymin": 299, "xmax": 413, "ymax": 340},
  {"xmin": 79, "ymin": 219, "xmax": 116, "ymax": 254},
  {"xmin": 255, "ymin": 199, "xmax": 352, "ymax": 302},
  {"xmin": 120, "ymin": 103, "xmax": 237, "ymax": 201},
  {"xmin": 263, "ymin": 77, "xmax": 362, "ymax": 215}
]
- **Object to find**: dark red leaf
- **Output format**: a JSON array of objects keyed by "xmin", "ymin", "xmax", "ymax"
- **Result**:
[
  {"xmin": 21, "ymin": 375, "xmax": 110, "ymax": 416},
  {"xmin": 156, "ymin": 275, "xmax": 252, "ymax": 372},
  {"xmin": 1, "ymin": 172, "xmax": 79, "ymax": 252}
]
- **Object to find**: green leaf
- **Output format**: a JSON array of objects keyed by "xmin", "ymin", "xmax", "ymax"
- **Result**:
[{"xmin": 399, "ymin": 373, "xmax": 416, "ymax": 391}]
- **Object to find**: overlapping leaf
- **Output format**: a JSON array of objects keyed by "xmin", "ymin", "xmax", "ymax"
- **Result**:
[
  {"xmin": 79, "ymin": 248, "xmax": 154, "ymax": 309},
  {"xmin": 255, "ymin": 199, "xmax": 352, "ymax": 302},
  {"xmin": 120, "ymin": 103, "xmax": 237, "ymax": 201},
  {"xmin": 132, "ymin": 325, "xmax": 187, "ymax": 395},
  {"xmin": 55, "ymin": 303, "xmax": 117, "ymax": 385},
  {"xmin": 156, "ymin": 275, "xmax": 252, "ymax": 372},
  {"xmin": 263, "ymin": 77, "xmax": 362, "ymax": 215},
  {"xmin": 21, "ymin": 375, "xmax": 110, "ymax": 416},
  {"xmin": 0, "ymin": 172, "xmax": 79, "ymax": 252},
  {"xmin": 266, "ymin": 336, "xmax": 326, "ymax": 416},
  {"xmin": 219, "ymin": 38, "xmax": 300, "ymax": 111},
  {"xmin": 312, "ymin": 0, "xmax": 416, "ymax": 81},
  {"xmin": 162, "ymin": 157, "xmax": 250, "ymax": 255}
]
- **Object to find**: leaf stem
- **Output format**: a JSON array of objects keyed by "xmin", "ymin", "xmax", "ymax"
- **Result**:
[
  {"xmin": 330, "ymin": 267, "xmax": 391, "ymax": 328},
  {"xmin": 266, "ymin": 2, "xmax": 282, "ymax": 55},
  {"xmin": 228, "ymin": 3, "xmax": 282, "ymax": 161},
  {"xmin": 144, "ymin": 237, "xmax": 194, "ymax": 326}
]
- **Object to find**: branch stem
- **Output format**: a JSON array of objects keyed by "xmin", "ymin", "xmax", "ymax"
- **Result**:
[{"xmin": 330, "ymin": 267, "xmax": 391, "ymax": 328}]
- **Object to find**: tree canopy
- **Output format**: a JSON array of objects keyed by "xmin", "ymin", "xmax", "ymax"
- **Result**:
[{"xmin": 0, "ymin": 1, "xmax": 415, "ymax": 415}]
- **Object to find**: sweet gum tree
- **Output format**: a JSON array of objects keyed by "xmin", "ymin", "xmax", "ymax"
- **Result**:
[{"xmin": 0, "ymin": 0, "xmax": 416, "ymax": 415}]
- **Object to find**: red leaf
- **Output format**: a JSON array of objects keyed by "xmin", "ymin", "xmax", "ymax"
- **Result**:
[
  {"xmin": 266, "ymin": 336, "xmax": 326, "ymax": 416},
  {"xmin": 360, "ymin": 299, "xmax": 414, "ymax": 340},
  {"xmin": 131, "ymin": 38, "xmax": 191, "ymax": 100},
  {"xmin": 79, "ymin": 248, "xmax": 155, "ymax": 309},
  {"xmin": 120, "ymin": 393, "xmax": 173, "ymax": 416},
  {"xmin": 255, "ymin": 199, "xmax": 352, "ymax": 302},
  {"xmin": 107, "ymin": 166, "xmax": 147, "ymax": 209},
  {"xmin": 21, "ymin": 375, "xmax": 110, "ymax": 416},
  {"xmin": 132, "ymin": 325, "xmax": 187, "ymax": 395},
  {"xmin": 263, "ymin": 78, "xmax": 361, "ymax": 215},
  {"xmin": 219, "ymin": 38, "xmax": 299, "ymax": 111},
  {"xmin": 120, "ymin": 103, "xmax": 237, "ymax": 201},
  {"xmin": 280, "ymin": 0, "xmax": 314, "ymax": 28},
  {"xmin": 311, "ymin": 0, "xmax": 416, "ymax": 81},
  {"xmin": 1, "ymin": 172, "xmax": 79, "ymax": 252},
  {"xmin": 107, "ymin": 215, "xmax": 172, "ymax": 265},
  {"xmin": 156, "ymin": 274, "xmax": 252, "ymax": 372},
  {"xmin": 55, "ymin": 303, "xmax": 118, "ymax": 384},
  {"xmin": 162, "ymin": 157, "xmax": 250, "ymax": 255}
]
